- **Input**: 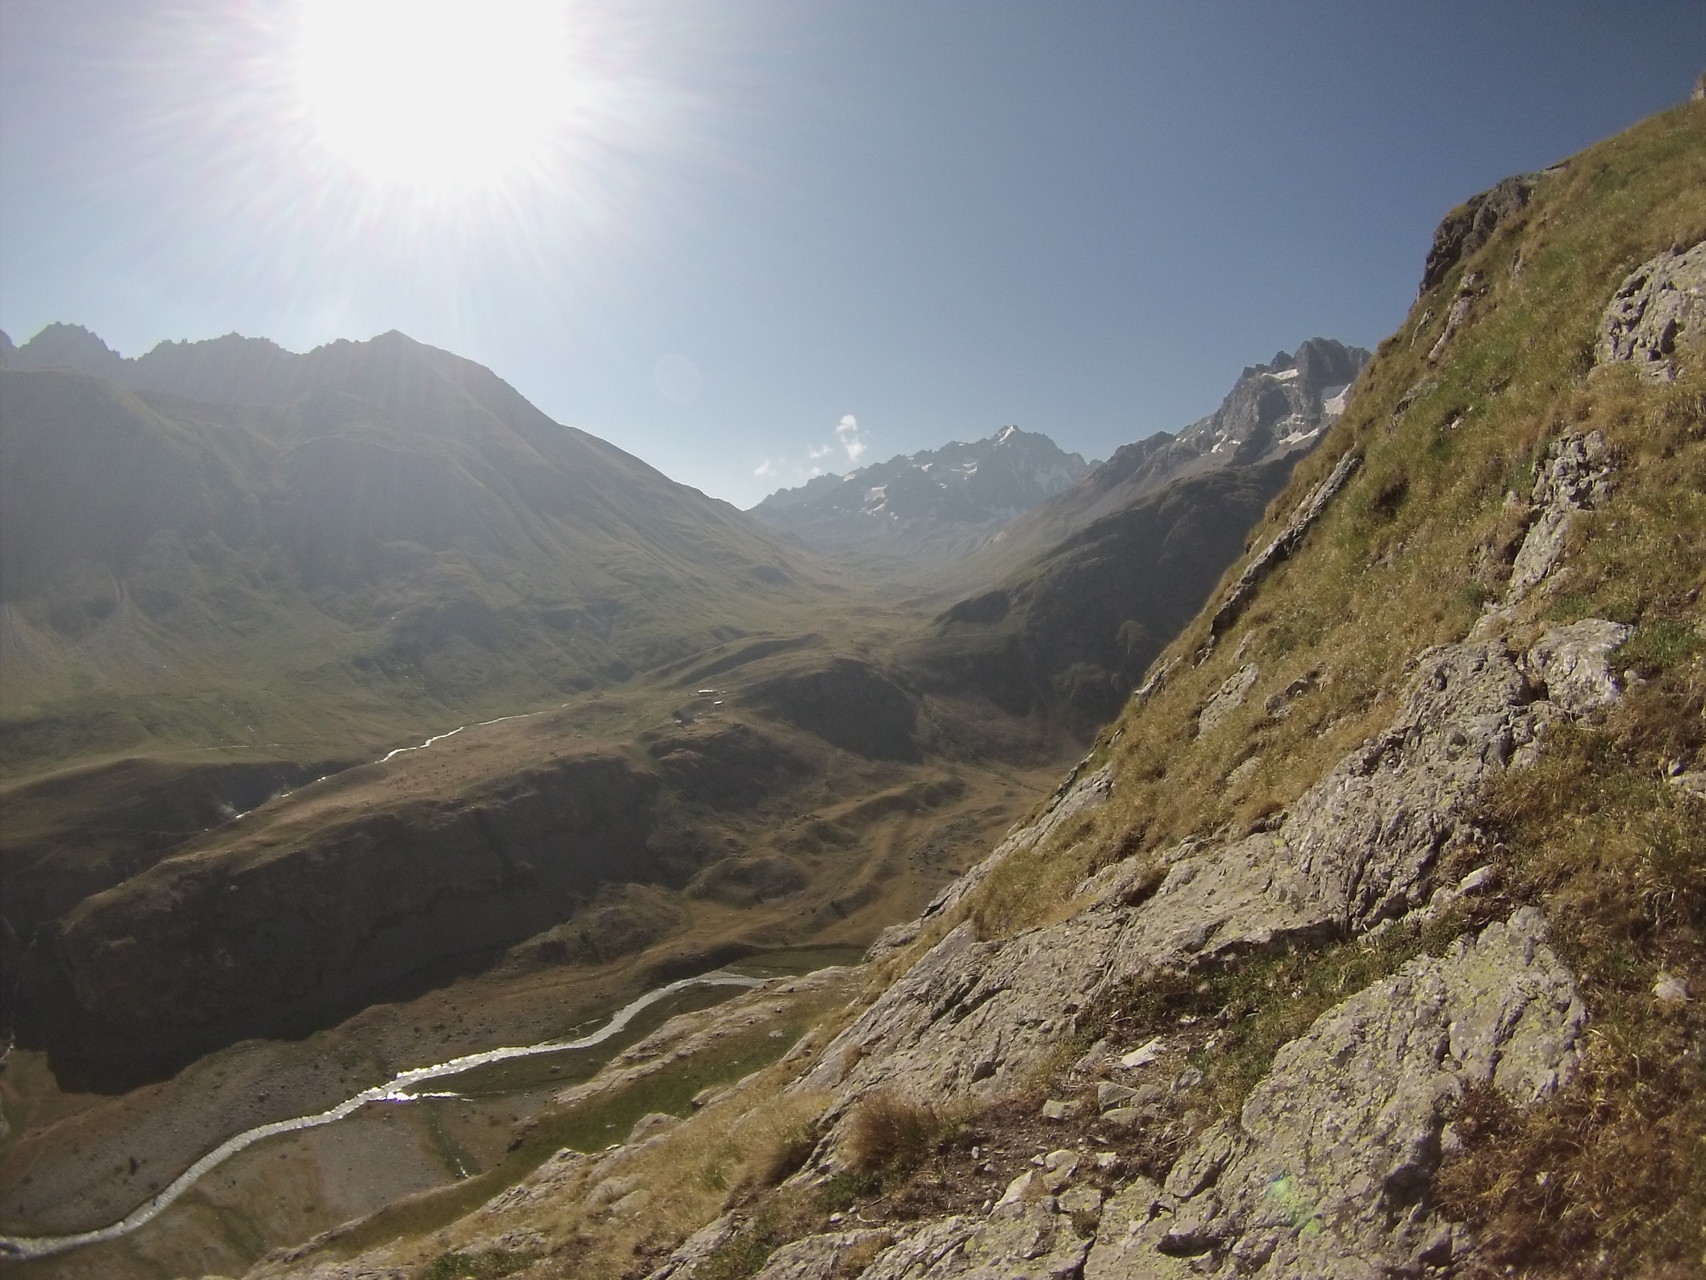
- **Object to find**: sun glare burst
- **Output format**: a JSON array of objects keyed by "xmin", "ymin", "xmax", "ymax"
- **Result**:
[{"xmin": 292, "ymin": 0, "xmax": 582, "ymax": 194}]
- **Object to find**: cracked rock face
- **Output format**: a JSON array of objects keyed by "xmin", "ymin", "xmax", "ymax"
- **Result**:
[
  {"xmin": 750, "ymin": 1229, "xmax": 897, "ymax": 1280},
  {"xmin": 861, "ymin": 1200, "xmax": 1089, "ymax": 1280},
  {"xmin": 1082, "ymin": 909, "xmax": 1584, "ymax": 1280},
  {"xmin": 1502, "ymin": 431, "xmax": 1613, "ymax": 607},
  {"xmin": 1419, "ymin": 176, "xmax": 1537, "ymax": 295},
  {"xmin": 1595, "ymin": 241, "xmax": 1706, "ymax": 381},
  {"xmin": 796, "ymin": 623, "xmax": 1623, "ymax": 1128},
  {"xmin": 1196, "ymin": 664, "xmax": 1259, "ymax": 735}
]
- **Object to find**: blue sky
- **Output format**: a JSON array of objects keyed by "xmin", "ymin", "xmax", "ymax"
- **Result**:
[{"xmin": 2, "ymin": 1, "xmax": 1702, "ymax": 508}]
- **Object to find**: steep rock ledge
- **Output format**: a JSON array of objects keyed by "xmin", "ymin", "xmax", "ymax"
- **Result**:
[
  {"xmin": 1083, "ymin": 909, "xmax": 1583, "ymax": 1279},
  {"xmin": 791, "ymin": 619, "xmax": 1623, "ymax": 1122}
]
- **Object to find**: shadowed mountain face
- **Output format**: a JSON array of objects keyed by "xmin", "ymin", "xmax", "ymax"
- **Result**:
[
  {"xmin": 905, "ymin": 458, "xmax": 1298, "ymax": 733},
  {"xmin": 749, "ymin": 426, "xmax": 1094, "ymax": 562},
  {"xmin": 0, "ymin": 330, "xmax": 820, "ymax": 770}
]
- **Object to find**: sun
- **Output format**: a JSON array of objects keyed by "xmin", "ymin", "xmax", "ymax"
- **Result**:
[{"xmin": 291, "ymin": 0, "xmax": 580, "ymax": 194}]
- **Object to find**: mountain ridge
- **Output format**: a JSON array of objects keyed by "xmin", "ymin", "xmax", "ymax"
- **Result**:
[{"xmin": 750, "ymin": 425, "xmax": 1095, "ymax": 564}]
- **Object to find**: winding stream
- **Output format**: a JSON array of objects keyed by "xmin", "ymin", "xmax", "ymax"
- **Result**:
[{"xmin": 0, "ymin": 971, "xmax": 766, "ymax": 1262}]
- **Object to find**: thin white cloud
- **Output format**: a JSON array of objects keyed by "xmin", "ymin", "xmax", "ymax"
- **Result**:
[
  {"xmin": 836, "ymin": 413, "xmax": 866, "ymax": 464},
  {"xmin": 752, "ymin": 414, "xmax": 868, "ymax": 495}
]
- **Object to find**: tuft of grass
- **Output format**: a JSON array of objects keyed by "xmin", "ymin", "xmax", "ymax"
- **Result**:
[{"xmin": 842, "ymin": 1091, "xmax": 957, "ymax": 1182}]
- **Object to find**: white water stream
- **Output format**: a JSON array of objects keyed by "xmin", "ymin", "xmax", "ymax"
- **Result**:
[{"xmin": 0, "ymin": 971, "xmax": 765, "ymax": 1262}]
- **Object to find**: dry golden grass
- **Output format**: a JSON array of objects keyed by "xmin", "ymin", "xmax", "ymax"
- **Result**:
[
  {"xmin": 958, "ymin": 100, "xmax": 1706, "ymax": 944},
  {"xmin": 507, "ymin": 1075, "xmax": 833, "ymax": 1280}
]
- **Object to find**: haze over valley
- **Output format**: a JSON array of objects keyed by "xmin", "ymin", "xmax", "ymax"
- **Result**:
[{"xmin": 1, "ymin": 8, "xmax": 1702, "ymax": 1279}]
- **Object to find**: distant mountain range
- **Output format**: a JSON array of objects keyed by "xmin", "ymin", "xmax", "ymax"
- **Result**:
[
  {"xmin": 749, "ymin": 337, "xmax": 1367, "ymax": 566},
  {"xmin": 750, "ymin": 425, "xmax": 1095, "ymax": 561}
]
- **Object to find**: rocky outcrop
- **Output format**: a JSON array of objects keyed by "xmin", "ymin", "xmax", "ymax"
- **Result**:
[
  {"xmin": 1594, "ymin": 240, "xmax": 1706, "ymax": 381},
  {"xmin": 1498, "ymin": 431, "xmax": 1613, "ymax": 608},
  {"xmin": 650, "ymin": 908, "xmax": 1583, "ymax": 1280},
  {"xmin": 1425, "ymin": 270, "xmax": 1484, "ymax": 364},
  {"xmin": 1083, "ymin": 909, "xmax": 1582, "ymax": 1279},
  {"xmin": 1195, "ymin": 664, "xmax": 1258, "ymax": 735},
  {"xmin": 858, "ymin": 1200, "xmax": 1089, "ymax": 1280},
  {"xmin": 751, "ymin": 1229, "xmax": 897, "ymax": 1280},
  {"xmin": 1419, "ymin": 176, "xmax": 1538, "ymax": 295},
  {"xmin": 793, "ymin": 620, "xmax": 1624, "ymax": 1123}
]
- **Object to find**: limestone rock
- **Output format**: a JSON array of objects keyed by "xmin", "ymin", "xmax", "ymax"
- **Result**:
[
  {"xmin": 797, "ymin": 625, "xmax": 1622, "ymax": 1124},
  {"xmin": 1502, "ymin": 432, "xmax": 1613, "ymax": 606},
  {"xmin": 1084, "ymin": 910, "xmax": 1584, "ymax": 1279},
  {"xmin": 643, "ymin": 1214, "xmax": 741, "ymax": 1280},
  {"xmin": 1197, "ymin": 664, "xmax": 1259, "ymax": 735},
  {"xmin": 1117, "ymin": 1040, "xmax": 1163, "ymax": 1069},
  {"xmin": 749, "ymin": 1229, "xmax": 895, "ymax": 1280},
  {"xmin": 1670, "ymin": 771, "xmax": 1706, "ymax": 802},
  {"xmin": 1419, "ymin": 175, "xmax": 1537, "ymax": 295},
  {"xmin": 1097, "ymin": 1081, "xmax": 1138, "ymax": 1111},
  {"xmin": 1653, "ymin": 972, "xmax": 1692, "ymax": 1005},
  {"xmin": 1058, "ymin": 1184, "xmax": 1105, "ymax": 1223},
  {"xmin": 859, "ymin": 1200, "xmax": 1090, "ymax": 1280},
  {"xmin": 1523, "ymin": 618, "xmax": 1630, "ymax": 715},
  {"xmin": 1595, "ymin": 241, "xmax": 1706, "ymax": 381},
  {"xmin": 627, "ymin": 1112, "xmax": 680, "ymax": 1143},
  {"xmin": 1427, "ymin": 270, "xmax": 1484, "ymax": 363}
]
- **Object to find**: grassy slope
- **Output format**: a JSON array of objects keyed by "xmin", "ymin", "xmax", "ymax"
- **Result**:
[{"xmin": 961, "ymin": 99, "xmax": 1706, "ymax": 1272}]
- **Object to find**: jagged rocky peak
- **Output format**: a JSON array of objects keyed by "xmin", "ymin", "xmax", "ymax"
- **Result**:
[
  {"xmin": 1081, "ymin": 336, "xmax": 1369, "ymax": 505},
  {"xmin": 8, "ymin": 321, "xmax": 129, "ymax": 379},
  {"xmin": 1179, "ymin": 335, "xmax": 1367, "ymax": 462},
  {"xmin": 749, "ymin": 424, "xmax": 1094, "ymax": 560}
]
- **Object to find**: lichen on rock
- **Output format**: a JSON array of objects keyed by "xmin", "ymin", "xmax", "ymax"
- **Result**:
[
  {"xmin": 1594, "ymin": 240, "xmax": 1706, "ymax": 381},
  {"xmin": 1081, "ymin": 909, "xmax": 1584, "ymax": 1279}
]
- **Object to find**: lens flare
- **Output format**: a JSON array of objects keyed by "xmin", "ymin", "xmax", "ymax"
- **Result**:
[{"xmin": 292, "ymin": 0, "xmax": 578, "ymax": 193}]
